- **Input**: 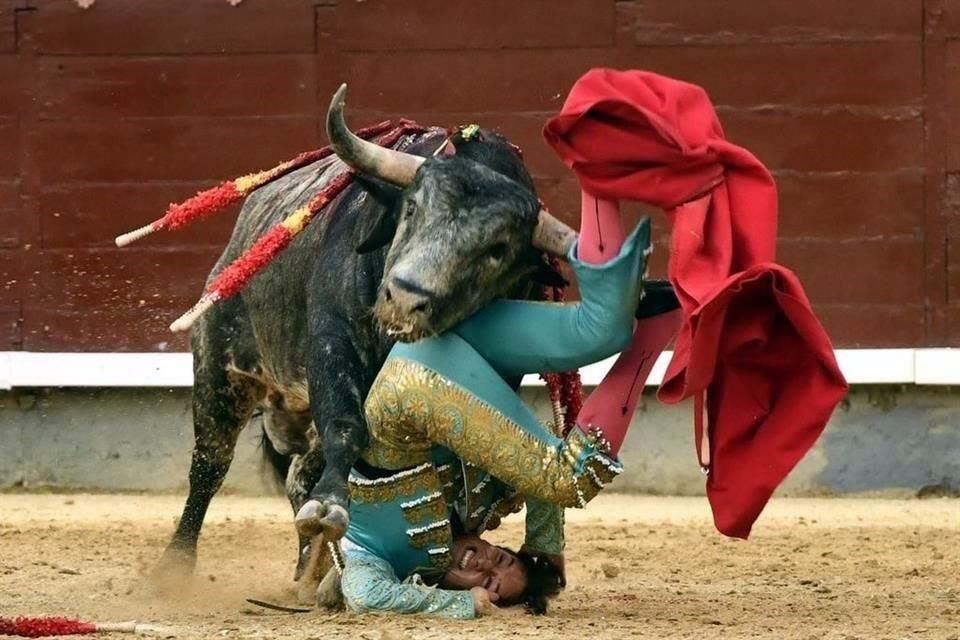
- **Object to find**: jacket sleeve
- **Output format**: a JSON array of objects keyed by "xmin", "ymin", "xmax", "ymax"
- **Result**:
[
  {"xmin": 453, "ymin": 219, "xmax": 650, "ymax": 377},
  {"xmin": 522, "ymin": 496, "xmax": 565, "ymax": 555},
  {"xmin": 341, "ymin": 549, "xmax": 475, "ymax": 619}
]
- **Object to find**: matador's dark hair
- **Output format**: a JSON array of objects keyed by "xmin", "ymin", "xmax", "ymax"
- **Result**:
[{"xmin": 498, "ymin": 547, "xmax": 565, "ymax": 615}]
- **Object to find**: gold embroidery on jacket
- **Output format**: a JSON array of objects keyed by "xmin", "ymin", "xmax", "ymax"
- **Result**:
[
  {"xmin": 348, "ymin": 463, "xmax": 438, "ymax": 505},
  {"xmin": 400, "ymin": 491, "xmax": 448, "ymax": 524},
  {"xmin": 362, "ymin": 359, "xmax": 623, "ymax": 508}
]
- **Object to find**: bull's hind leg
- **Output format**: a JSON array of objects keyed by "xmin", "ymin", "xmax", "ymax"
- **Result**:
[
  {"xmin": 153, "ymin": 301, "xmax": 263, "ymax": 585},
  {"xmin": 286, "ymin": 447, "xmax": 326, "ymax": 577},
  {"xmin": 256, "ymin": 399, "xmax": 331, "ymax": 596}
]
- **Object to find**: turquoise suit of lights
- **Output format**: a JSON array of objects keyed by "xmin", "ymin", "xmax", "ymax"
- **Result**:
[
  {"xmin": 342, "ymin": 455, "xmax": 539, "ymax": 619},
  {"xmin": 341, "ymin": 219, "xmax": 651, "ymax": 618}
]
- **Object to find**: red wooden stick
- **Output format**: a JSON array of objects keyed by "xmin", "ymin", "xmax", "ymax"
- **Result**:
[
  {"xmin": 0, "ymin": 616, "xmax": 174, "ymax": 637},
  {"xmin": 114, "ymin": 120, "xmax": 404, "ymax": 247},
  {"xmin": 167, "ymin": 123, "xmax": 429, "ymax": 333}
]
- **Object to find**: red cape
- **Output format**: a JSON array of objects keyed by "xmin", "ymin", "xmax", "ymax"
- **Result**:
[{"xmin": 544, "ymin": 68, "xmax": 848, "ymax": 538}]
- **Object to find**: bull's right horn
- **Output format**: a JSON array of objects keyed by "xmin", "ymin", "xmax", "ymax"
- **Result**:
[
  {"xmin": 326, "ymin": 83, "xmax": 425, "ymax": 187},
  {"xmin": 532, "ymin": 209, "xmax": 578, "ymax": 258}
]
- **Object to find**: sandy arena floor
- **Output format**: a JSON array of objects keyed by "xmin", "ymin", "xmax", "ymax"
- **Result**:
[{"xmin": 0, "ymin": 493, "xmax": 958, "ymax": 639}]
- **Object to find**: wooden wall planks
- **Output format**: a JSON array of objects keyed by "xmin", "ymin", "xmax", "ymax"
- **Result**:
[{"xmin": 0, "ymin": 0, "xmax": 954, "ymax": 350}]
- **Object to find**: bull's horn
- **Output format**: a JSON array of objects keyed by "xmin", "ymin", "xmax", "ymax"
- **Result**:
[
  {"xmin": 326, "ymin": 83, "xmax": 425, "ymax": 186},
  {"xmin": 532, "ymin": 209, "xmax": 578, "ymax": 258}
]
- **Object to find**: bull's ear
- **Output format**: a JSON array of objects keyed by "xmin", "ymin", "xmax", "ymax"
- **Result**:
[
  {"xmin": 354, "ymin": 175, "xmax": 401, "ymax": 254},
  {"xmin": 355, "ymin": 174, "xmax": 401, "ymax": 209},
  {"xmin": 355, "ymin": 207, "xmax": 397, "ymax": 254},
  {"xmin": 530, "ymin": 260, "xmax": 569, "ymax": 289}
]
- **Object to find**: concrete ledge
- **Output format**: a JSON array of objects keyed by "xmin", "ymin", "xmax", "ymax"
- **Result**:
[{"xmin": 1, "ymin": 385, "xmax": 957, "ymax": 496}]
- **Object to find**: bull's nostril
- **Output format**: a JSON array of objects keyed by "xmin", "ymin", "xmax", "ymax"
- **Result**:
[{"xmin": 386, "ymin": 276, "xmax": 434, "ymax": 316}]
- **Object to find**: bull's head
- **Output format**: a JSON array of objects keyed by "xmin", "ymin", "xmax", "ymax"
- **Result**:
[{"xmin": 327, "ymin": 84, "xmax": 577, "ymax": 342}]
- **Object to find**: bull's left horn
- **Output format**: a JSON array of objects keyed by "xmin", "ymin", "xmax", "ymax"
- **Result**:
[
  {"xmin": 326, "ymin": 83, "xmax": 425, "ymax": 186},
  {"xmin": 532, "ymin": 209, "xmax": 578, "ymax": 258}
]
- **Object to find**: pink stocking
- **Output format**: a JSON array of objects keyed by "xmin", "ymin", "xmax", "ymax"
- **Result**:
[
  {"xmin": 576, "ymin": 310, "xmax": 682, "ymax": 456},
  {"xmin": 574, "ymin": 191, "xmax": 682, "ymax": 457},
  {"xmin": 576, "ymin": 191, "xmax": 624, "ymax": 264}
]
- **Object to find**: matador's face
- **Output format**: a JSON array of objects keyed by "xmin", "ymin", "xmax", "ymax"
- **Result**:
[{"xmin": 440, "ymin": 534, "xmax": 527, "ymax": 604}]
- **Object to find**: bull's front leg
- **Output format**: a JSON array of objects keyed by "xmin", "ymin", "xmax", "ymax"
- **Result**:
[
  {"xmin": 294, "ymin": 317, "xmax": 370, "ymax": 543},
  {"xmin": 292, "ymin": 416, "xmax": 361, "ymax": 541}
]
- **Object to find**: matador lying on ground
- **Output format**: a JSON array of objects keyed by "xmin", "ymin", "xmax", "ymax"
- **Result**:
[
  {"xmin": 323, "ymin": 198, "xmax": 682, "ymax": 618},
  {"xmin": 304, "ymin": 65, "xmax": 846, "ymax": 617}
]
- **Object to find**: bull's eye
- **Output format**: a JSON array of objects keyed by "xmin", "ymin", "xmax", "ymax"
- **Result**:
[
  {"xmin": 404, "ymin": 200, "xmax": 416, "ymax": 219},
  {"xmin": 488, "ymin": 243, "xmax": 509, "ymax": 263}
]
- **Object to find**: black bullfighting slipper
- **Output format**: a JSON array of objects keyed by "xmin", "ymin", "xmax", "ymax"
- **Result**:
[{"xmin": 636, "ymin": 279, "xmax": 681, "ymax": 319}]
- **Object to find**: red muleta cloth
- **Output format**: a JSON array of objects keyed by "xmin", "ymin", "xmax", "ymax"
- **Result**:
[{"xmin": 544, "ymin": 68, "xmax": 848, "ymax": 538}]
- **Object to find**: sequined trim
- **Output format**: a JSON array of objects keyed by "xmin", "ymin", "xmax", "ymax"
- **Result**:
[
  {"xmin": 400, "ymin": 491, "xmax": 447, "ymax": 524},
  {"xmin": 400, "ymin": 491, "xmax": 443, "ymax": 509},
  {"xmin": 407, "ymin": 519, "xmax": 452, "ymax": 551},
  {"xmin": 426, "ymin": 546, "xmax": 452, "ymax": 568},
  {"xmin": 350, "ymin": 462, "xmax": 431, "ymax": 486},
  {"xmin": 348, "ymin": 463, "xmax": 439, "ymax": 505},
  {"xmin": 407, "ymin": 519, "xmax": 449, "ymax": 537},
  {"xmin": 585, "ymin": 466, "xmax": 605, "ymax": 490},
  {"xmin": 470, "ymin": 476, "xmax": 491, "ymax": 495},
  {"xmin": 479, "ymin": 491, "xmax": 524, "ymax": 533}
]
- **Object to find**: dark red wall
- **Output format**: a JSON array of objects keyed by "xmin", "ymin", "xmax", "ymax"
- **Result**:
[{"xmin": 0, "ymin": 0, "xmax": 956, "ymax": 351}]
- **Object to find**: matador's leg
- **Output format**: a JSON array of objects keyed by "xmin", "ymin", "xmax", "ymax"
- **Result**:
[
  {"xmin": 366, "ymin": 348, "xmax": 622, "ymax": 509},
  {"xmin": 576, "ymin": 191, "xmax": 682, "ymax": 455}
]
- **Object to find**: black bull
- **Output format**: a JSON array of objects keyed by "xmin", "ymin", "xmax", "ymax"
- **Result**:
[{"xmin": 154, "ymin": 115, "xmax": 573, "ymax": 586}]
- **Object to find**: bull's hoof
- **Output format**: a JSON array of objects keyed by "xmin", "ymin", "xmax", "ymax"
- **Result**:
[
  {"xmin": 294, "ymin": 501, "xmax": 349, "ymax": 540},
  {"xmin": 294, "ymin": 541, "xmax": 311, "ymax": 582},
  {"xmin": 295, "ymin": 539, "xmax": 323, "ymax": 604},
  {"xmin": 315, "ymin": 567, "xmax": 344, "ymax": 610}
]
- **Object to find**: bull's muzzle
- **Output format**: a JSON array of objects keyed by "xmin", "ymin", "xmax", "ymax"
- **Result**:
[{"xmin": 380, "ymin": 275, "xmax": 436, "ymax": 338}]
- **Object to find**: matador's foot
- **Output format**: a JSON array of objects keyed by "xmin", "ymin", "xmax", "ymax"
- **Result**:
[{"xmin": 636, "ymin": 279, "xmax": 680, "ymax": 319}]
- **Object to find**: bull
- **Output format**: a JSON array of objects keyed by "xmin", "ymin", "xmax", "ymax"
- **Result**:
[{"xmin": 153, "ymin": 85, "xmax": 577, "ymax": 595}]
